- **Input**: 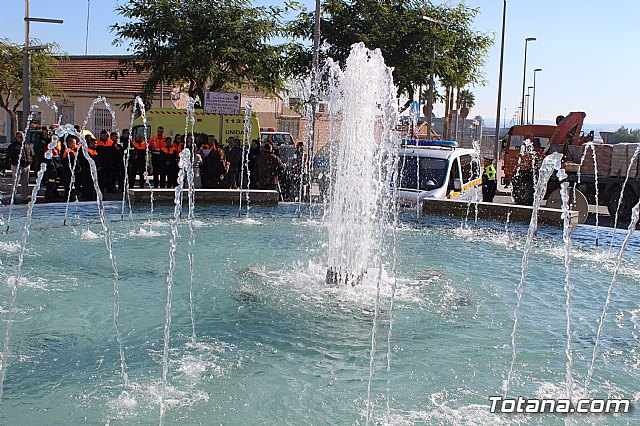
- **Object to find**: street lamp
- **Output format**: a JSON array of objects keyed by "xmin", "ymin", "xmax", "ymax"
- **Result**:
[
  {"xmin": 519, "ymin": 37, "xmax": 536, "ymax": 125},
  {"xmin": 532, "ymin": 68, "xmax": 542, "ymax": 124},
  {"xmin": 526, "ymin": 86, "xmax": 533, "ymax": 124},
  {"xmin": 421, "ymin": 15, "xmax": 451, "ymax": 140},
  {"xmin": 23, "ymin": 0, "xmax": 63, "ymax": 129},
  {"xmin": 494, "ymin": 0, "xmax": 507, "ymax": 161}
]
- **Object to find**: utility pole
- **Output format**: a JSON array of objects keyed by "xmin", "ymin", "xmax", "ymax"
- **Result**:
[
  {"xmin": 22, "ymin": 0, "xmax": 63, "ymax": 129},
  {"xmin": 493, "ymin": 0, "xmax": 507, "ymax": 162},
  {"xmin": 422, "ymin": 15, "xmax": 451, "ymax": 141}
]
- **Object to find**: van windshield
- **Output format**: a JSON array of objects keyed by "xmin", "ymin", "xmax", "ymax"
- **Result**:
[
  {"xmin": 261, "ymin": 133, "xmax": 293, "ymax": 145},
  {"xmin": 398, "ymin": 156, "xmax": 448, "ymax": 191}
]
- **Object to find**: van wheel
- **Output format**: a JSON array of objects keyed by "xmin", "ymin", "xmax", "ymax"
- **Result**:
[
  {"xmin": 607, "ymin": 186, "xmax": 638, "ymax": 222},
  {"xmin": 511, "ymin": 170, "xmax": 534, "ymax": 205}
]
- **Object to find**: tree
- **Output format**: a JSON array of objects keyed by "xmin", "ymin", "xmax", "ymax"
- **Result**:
[
  {"xmin": 111, "ymin": 0, "xmax": 302, "ymax": 107},
  {"xmin": 290, "ymin": 0, "xmax": 492, "ymax": 113},
  {"xmin": 609, "ymin": 126, "xmax": 640, "ymax": 144},
  {"xmin": 458, "ymin": 88, "xmax": 474, "ymax": 145},
  {"xmin": 0, "ymin": 39, "xmax": 62, "ymax": 138}
]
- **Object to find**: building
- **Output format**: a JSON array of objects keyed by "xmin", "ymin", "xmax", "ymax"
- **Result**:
[{"xmin": 1, "ymin": 55, "xmax": 305, "ymax": 142}]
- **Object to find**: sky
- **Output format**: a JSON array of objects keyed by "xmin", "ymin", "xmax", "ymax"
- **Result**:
[{"xmin": 2, "ymin": 0, "xmax": 640, "ymax": 126}]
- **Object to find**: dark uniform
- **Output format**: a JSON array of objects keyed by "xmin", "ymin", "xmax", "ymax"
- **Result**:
[{"xmin": 482, "ymin": 161, "xmax": 497, "ymax": 202}]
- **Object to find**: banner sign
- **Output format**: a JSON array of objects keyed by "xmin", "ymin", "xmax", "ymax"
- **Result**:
[{"xmin": 203, "ymin": 92, "xmax": 241, "ymax": 115}]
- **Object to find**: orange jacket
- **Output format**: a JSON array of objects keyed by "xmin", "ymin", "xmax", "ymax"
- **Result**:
[
  {"xmin": 149, "ymin": 134, "xmax": 165, "ymax": 153},
  {"xmin": 131, "ymin": 140, "xmax": 147, "ymax": 151},
  {"xmin": 96, "ymin": 137, "xmax": 115, "ymax": 148}
]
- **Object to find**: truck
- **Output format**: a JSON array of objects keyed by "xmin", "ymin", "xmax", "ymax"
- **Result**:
[
  {"xmin": 501, "ymin": 111, "xmax": 640, "ymax": 221},
  {"xmin": 131, "ymin": 108, "xmax": 259, "ymax": 144}
]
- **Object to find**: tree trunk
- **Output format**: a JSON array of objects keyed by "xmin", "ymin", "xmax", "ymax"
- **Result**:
[
  {"xmin": 443, "ymin": 86, "xmax": 450, "ymax": 140},
  {"xmin": 454, "ymin": 87, "xmax": 461, "ymax": 142},
  {"xmin": 447, "ymin": 87, "xmax": 455, "ymax": 140},
  {"xmin": 8, "ymin": 109, "xmax": 18, "ymax": 139}
]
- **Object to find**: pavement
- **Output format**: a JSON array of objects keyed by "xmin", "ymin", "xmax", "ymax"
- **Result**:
[{"xmin": 1, "ymin": 169, "xmax": 637, "ymax": 229}]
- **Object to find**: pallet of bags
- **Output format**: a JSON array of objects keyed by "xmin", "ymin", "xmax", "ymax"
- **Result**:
[
  {"xmin": 610, "ymin": 143, "xmax": 640, "ymax": 179},
  {"xmin": 566, "ymin": 144, "xmax": 612, "ymax": 177}
]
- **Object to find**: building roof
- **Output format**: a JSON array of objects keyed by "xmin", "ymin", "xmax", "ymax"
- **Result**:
[{"xmin": 50, "ymin": 55, "xmax": 171, "ymax": 97}]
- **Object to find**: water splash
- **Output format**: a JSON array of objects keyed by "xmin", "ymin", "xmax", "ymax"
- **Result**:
[
  {"xmin": 58, "ymin": 124, "xmax": 129, "ymax": 389},
  {"xmin": 121, "ymin": 97, "xmax": 146, "ymax": 220},
  {"xmin": 82, "ymin": 96, "xmax": 117, "ymax": 132},
  {"xmin": 159, "ymin": 149, "xmax": 190, "ymax": 425},
  {"xmin": 6, "ymin": 113, "xmax": 34, "ymax": 233},
  {"xmin": 504, "ymin": 152, "xmax": 564, "ymax": 396},
  {"xmin": 238, "ymin": 101, "xmax": 253, "ymax": 216},
  {"xmin": 318, "ymin": 43, "xmax": 399, "ymax": 424},
  {"xmin": 558, "ymin": 168, "xmax": 575, "ymax": 406},
  {"xmin": 609, "ymin": 145, "xmax": 640, "ymax": 249},
  {"xmin": 37, "ymin": 95, "xmax": 59, "ymax": 125},
  {"xmin": 584, "ymin": 196, "xmax": 640, "ymax": 397},
  {"xmin": 0, "ymin": 163, "xmax": 47, "ymax": 401},
  {"xmin": 183, "ymin": 98, "xmax": 198, "ymax": 346},
  {"xmin": 575, "ymin": 142, "xmax": 600, "ymax": 245}
]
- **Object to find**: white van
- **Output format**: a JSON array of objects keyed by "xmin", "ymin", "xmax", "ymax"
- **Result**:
[{"xmin": 397, "ymin": 140, "xmax": 481, "ymax": 204}]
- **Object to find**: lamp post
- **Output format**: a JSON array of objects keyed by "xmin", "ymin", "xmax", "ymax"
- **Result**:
[
  {"xmin": 526, "ymin": 86, "xmax": 533, "ymax": 124},
  {"xmin": 519, "ymin": 37, "xmax": 536, "ymax": 125},
  {"xmin": 22, "ymin": 0, "xmax": 63, "ymax": 129},
  {"xmin": 422, "ymin": 15, "xmax": 451, "ymax": 140},
  {"xmin": 494, "ymin": 0, "xmax": 507, "ymax": 161},
  {"xmin": 532, "ymin": 68, "xmax": 542, "ymax": 124}
]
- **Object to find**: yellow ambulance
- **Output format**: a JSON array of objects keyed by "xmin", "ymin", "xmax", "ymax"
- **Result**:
[{"xmin": 131, "ymin": 108, "xmax": 260, "ymax": 145}]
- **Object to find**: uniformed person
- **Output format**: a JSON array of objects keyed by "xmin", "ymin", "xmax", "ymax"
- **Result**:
[{"xmin": 482, "ymin": 157, "xmax": 497, "ymax": 202}]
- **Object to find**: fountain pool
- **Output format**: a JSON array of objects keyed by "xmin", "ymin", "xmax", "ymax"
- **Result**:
[{"xmin": 0, "ymin": 203, "xmax": 638, "ymax": 424}]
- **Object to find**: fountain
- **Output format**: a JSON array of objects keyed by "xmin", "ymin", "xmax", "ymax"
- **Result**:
[{"xmin": 0, "ymin": 45, "xmax": 638, "ymax": 425}]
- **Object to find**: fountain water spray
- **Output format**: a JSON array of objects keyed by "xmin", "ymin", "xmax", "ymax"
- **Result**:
[
  {"xmin": 238, "ymin": 101, "xmax": 253, "ymax": 216},
  {"xmin": 504, "ymin": 152, "xmax": 564, "ymax": 396},
  {"xmin": 37, "ymin": 95, "xmax": 59, "ymax": 125},
  {"xmin": 121, "ymin": 96, "xmax": 147, "ymax": 220},
  {"xmin": 584, "ymin": 196, "xmax": 640, "ymax": 397},
  {"xmin": 159, "ymin": 149, "xmax": 190, "ymax": 425},
  {"xmin": 0, "ymin": 163, "xmax": 47, "ymax": 401},
  {"xmin": 558, "ymin": 168, "xmax": 575, "ymax": 405},
  {"xmin": 6, "ymin": 113, "xmax": 34, "ymax": 233},
  {"xmin": 183, "ymin": 98, "xmax": 198, "ymax": 346},
  {"xmin": 60, "ymin": 124, "xmax": 130, "ymax": 389},
  {"xmin": 575, "ymin": 142, "xmax": 600, "ymax": 246},
  {"xmin": 320, "ymin": 43, "xmax": 399, "ymax": 423},
  {"xmin": 609, "ymin": 145, "xmax": 640, "ymax": 250}
]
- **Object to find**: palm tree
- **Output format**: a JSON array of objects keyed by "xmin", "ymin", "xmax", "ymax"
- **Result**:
[{"xmin": 458, "ymin": 89, "xmax": 475, "ymax": 147}]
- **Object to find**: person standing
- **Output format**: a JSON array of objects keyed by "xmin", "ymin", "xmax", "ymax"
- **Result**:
[
  {"xmin": 96, "ymin": 130, "xmax": 117, "ymax": 193},
  {"xmin": 7, "ymin": 131, "xmax": 32, "ymax": 201},
  {"xmin": 225, "ymin": 137, "xmax": 243, "ymax": 188},
  {"xmin": 117, "ymin": 128, "xmax": 130, "ymax": 192},
  {"xmin": 129, "ymin": 132, "xmax": 147, "ymax": 188},
  {"xmin": 149, "ymin": 126, "xmax": 166, "ymax": 188},
  {"xmin": 61, "ymin": 135, "xmax": 81, "ymax": 199},
  {"xmin": 205, "ymin": 148, "xmax": 230, "ymax": 189},
  {"xmin": 482, "ymin": 157, "xmax": 497, "ymax": 202},
  {"xmin": 79, "ymin": 135, "xmax": 101, "ymax": 201},
  {"xmin": 255, "ymin": 143, "xmax": 286, "ymax": 191}
]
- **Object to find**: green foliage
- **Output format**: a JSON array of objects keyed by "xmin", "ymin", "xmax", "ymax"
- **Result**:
[
  {"xmin": 609, "ymin": 126, "xmax": 640, "ymax": 144},
  {"xmin": 289, "ymin": 0, "xmax": 493, "ymax": 111},
  {"xmin": 0, "ymin": 38, "xmax": 63, "ymax": 136},
  {"xmin": 458, "ymin": 88, "xmax": 475, "ymax": 109},
  {"xmin": 112, "ymin": 0, "xmax": 302, "ymax": 107}
]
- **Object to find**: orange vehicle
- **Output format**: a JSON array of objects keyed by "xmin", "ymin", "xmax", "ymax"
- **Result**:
[
  {"xmin": 500, "ymin": 112, "xmax": 640, "ymax": 222},
  {"xmin": 501, "ymin": 112, "xmax": 593, "ymax": 205}
]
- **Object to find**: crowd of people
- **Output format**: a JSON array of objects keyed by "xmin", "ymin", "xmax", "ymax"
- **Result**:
[{"xmin": 6, "ymin": 125, "xmax": 308, "ymax": 203}]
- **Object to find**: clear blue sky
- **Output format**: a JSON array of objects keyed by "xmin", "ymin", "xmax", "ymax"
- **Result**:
[{"xmin": 2, "ymin": 0, "xmax": 639, "ymax": 125}]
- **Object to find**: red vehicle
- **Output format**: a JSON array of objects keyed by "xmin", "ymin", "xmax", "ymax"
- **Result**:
[{"xmin": 501, "ymin": 112, "xmax": 640, "ymax": 221}]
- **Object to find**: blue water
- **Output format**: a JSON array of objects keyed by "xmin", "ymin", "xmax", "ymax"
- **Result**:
[{"xmin": 0, "ymin": 202, "xmax": 638, "ymax": 425}]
